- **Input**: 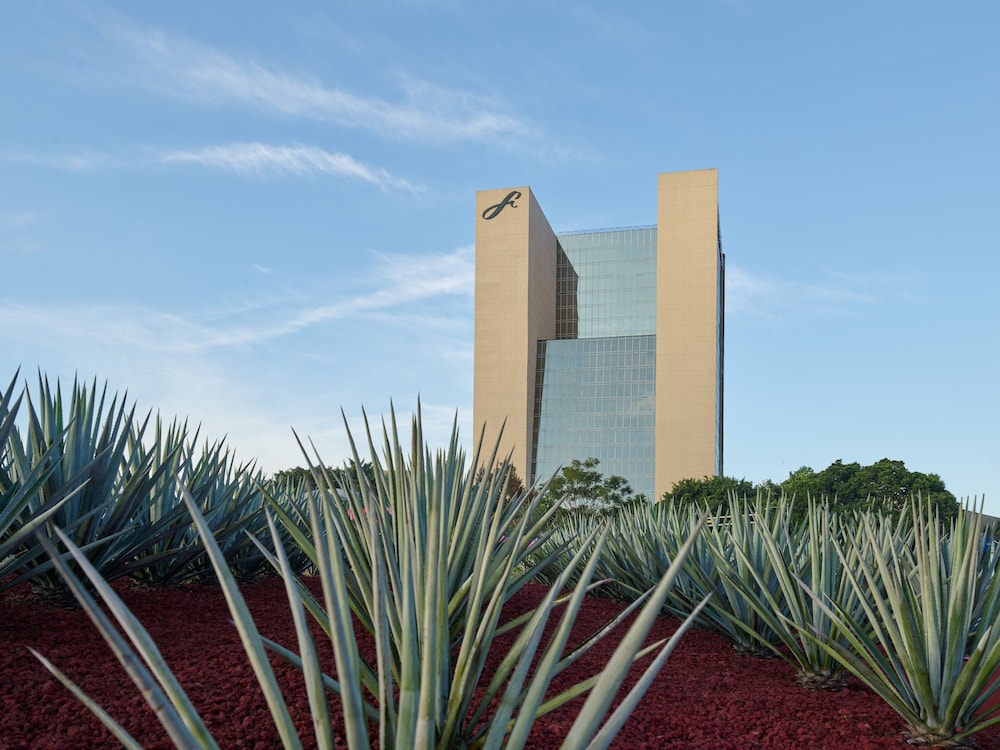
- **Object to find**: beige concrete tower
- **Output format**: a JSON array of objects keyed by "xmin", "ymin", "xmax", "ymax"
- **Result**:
[
  {"xmin": 473, "ymin": 187, "xmax": 557, "ymax": 478},
  {"xmin": 473, "ymin": 171, "xmax": 723, "ymax": 500},
  {"xmin": 656, "ymin": 169, "xmax": 723, "ymax": 498}
]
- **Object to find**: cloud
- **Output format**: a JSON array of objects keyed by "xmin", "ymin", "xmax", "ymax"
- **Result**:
[
  {"xmin": 0, "ymin": 247, "xmax": 476, "ymax": 472},
  {"xmin": 2, "ymin": 212, "xmax": 41, "ymax": 228},
  {"xmin": 159, "ymin": 142, "xmax": 419, "ymax": 191},
  {"xmin": 0, "ymin": 149, "xmax": 118, "ymax": 172},
  {"xmin": 1, "ymin": 141, "xmax": 416, "ymax": 190},
  {"xmin": 726, "ymin": 265, "xmax": 877, "ymax": 320},
  {"xmin": 0, "ymin": 240, "xmax": 44, "ymax": 256},
  {"xmin": 292, "ymin": 246, "xmax": 474, "ymax": 328},
  {"xmin": 104, "ymin": 19, "xmax": 535, "ymax": 146},
  {"xmin": 0, "ymin": 212, "xmax": 44, "ymax": 255},
  {"xmin": 0, "ymin": 246, "xmax": 474, "ymax": 354}
]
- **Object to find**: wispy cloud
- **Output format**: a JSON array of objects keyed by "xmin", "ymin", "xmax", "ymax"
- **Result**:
[
  {"xmin": 726, "ymin": 265, "xmax": 877, "ymax": 320},
  {"xmin": 0, "ymin": 246, "xmax": 474, "ymax": 353},
  {"xmin": 104, "ymin": 19, "xmax": 535, "ymax": 146},
  {"xmin": 2, "ymin": 212, "xmax": 41, "ymax": 228},
  {"xmin": 0, "ymin": 211, "xmax": 44, "ymax": 255},
  {"xmin": 0, "ymin": 247, "xmax": 475, "ymax": 470},
  {"xmin": 293, "ymin": 246, "xmax": 474, "ymax": 329},
  {"xmin": 1, "ymin": 141, "xmax": 416, "ymax": 190},
  {"xmin": 159, "ymin": 142, "xmax": 419, "ymax": 191},
  {"xmin": 0, "ymin": 239, "xmax": 44, "ymax": 256},
  {"xmin": 0, "ymin": 149, "xmax": 118, "ymax": 172}
]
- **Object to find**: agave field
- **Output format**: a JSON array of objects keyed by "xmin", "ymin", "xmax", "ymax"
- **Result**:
[{"xmin": 2, "ymin": 371, "xmax": 1000, "ymax": 749}]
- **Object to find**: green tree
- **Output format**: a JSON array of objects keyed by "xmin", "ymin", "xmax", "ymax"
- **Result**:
[
  {"xmin": 660, "ymin": 475, "xmax": 755, "ymax": 511},
  {"xmin": 779, "ymin": 458, "xmax": 958, "ymax": 521},
  {"xmin": 474, "ymin": 462, "xmax": 527, "ymax": 504},
  {"xmin": 269, "ymin": 466, "xmax": 313, "ymax": 489},
  {"xmin": 269, "ymin": 458, "xmax": 377, "ymax": 493},
  {"xmin": 539, "ymin": 457, "xmax": 644, "ymax": 518}
]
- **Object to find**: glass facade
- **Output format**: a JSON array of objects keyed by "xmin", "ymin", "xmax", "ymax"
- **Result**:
[
  {"xmin": 556, "ymin": 228, "xmax": 657, "ymax": 339},
  {"xmin": 533, "ymin": 227, "xmax": 658, "ymax": 500}
]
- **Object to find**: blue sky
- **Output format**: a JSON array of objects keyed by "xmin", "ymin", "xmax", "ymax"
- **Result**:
[{"xmin": 1, "ymin": 2, "xmax": 996, "ymax": 511}]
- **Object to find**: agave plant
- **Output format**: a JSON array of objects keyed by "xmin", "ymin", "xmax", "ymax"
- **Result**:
[
  {"xmin": 3, "ymin": 374, "xmax": 275, "ymax": 594},
  {"xmin": 0, "ymin": 371, "xmax": 86, "ymax": 582},
  {"xmin": 521, "ymin": 511, "xmax": 599, "ymax": 590},
  {"xmin": 258, "ymin": 473, "xmax": 317, "ymax": 575},
  {"xmin": 127, "ymin": 416, "xmax": 277, "ymax": 586},
  {"xmin": 713, "ymin": 500, "xmax": 875, "ymax": 688},
  {"xmin": 799, "ymin": 501, "xmax": 1000, "ymax": 747},
  {"xmin": 171, "ymin": 443, "xmax": 269, "ymax": 584},
  {"xmin": 3, "ymin": 374, "xmax": 187, "ymax": 596},
  {"xmin": 578, "ymin": 500, "xmax": 701, "ymax": 609},
  {"xmin": 673, "ymin": 495, "xmax": 788, "ymax": 656},
  {"xmin": 120, "ymin": 417, "xmax": 208, "ymax": 587},
  {"xmin": 33, "ymin": 405, "xmax": 709, "ymax": 749}
]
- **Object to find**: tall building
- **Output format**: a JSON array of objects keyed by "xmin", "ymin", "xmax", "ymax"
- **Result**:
[{"xmin": 473, "ymin": 169, "xmax": 723, "ymax": 501}]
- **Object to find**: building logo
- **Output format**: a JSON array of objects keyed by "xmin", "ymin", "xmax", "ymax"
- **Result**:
[{"xmin": 482, "ymin": 190, "xmax": 522, "ymax": 220}]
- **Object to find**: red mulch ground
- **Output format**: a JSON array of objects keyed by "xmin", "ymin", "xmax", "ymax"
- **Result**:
[{"xmin": 3, "ymin": 577, "xmax": 1000, "ymax": 750}]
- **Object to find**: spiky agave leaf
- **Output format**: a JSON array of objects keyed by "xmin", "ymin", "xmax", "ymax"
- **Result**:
[
  {"xmin": 797, "ymin": 499, "xmax": 1000, "ymax": 747},
  {"xmin": 4, "ymin": 374, "xmax": 188, "ymax": 595},
  {"xmin": 664, "ymin": 494, "xmax": 787, "ymax": 656},
  {"xmin": 130, "ymin": 418, "xmax": 275, "ymax": 587},
  {"xmin": 36, "ymin": 403, "xmax": 707, "ymax": 749},
  {"xmin": 712, "ymin": 499, "xmax": 873, "ymax": 688},
  {"xmin": 274, "ymin": 404, "xmax": 711, "ymax": 749},
  {"xmin": 0, "ymin": 370, "xmax": 91, "ymax": 585}
]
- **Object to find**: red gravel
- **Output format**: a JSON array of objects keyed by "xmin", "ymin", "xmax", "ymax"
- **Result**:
[{"xmin": 3, "ymin": 578, "xmax": 1000, "ymax": 750}]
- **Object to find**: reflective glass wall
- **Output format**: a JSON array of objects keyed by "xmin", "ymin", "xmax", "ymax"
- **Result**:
[
  {"xmin": 556, "ymin": 228, "xmax": 656, "ymax": 339},
  {"xmin": 533, "ymin": 227, "xmax": 658, "ymax": 501}
]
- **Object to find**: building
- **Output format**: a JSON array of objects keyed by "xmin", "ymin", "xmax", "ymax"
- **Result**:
[{"xmin": 473, "ymin": 169, "xmax": 723, "ymax": 502}]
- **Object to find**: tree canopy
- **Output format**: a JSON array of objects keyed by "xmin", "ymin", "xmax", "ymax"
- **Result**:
[
  {"xmin": 779, "ymin": 458, "xmax": 958, "ymax": 520},
  {"xmin": 660, "ymin": 458, "xmax": 959, "ymax": 522},
  {"xmin": 474, "ymin": 462, "xmax": 526, "ymax": 504},
  {"xmin": 660, "ymin": 475, "xmax": 756, "ymax": 510},
  {"xmin": 539, "ymin": 457, "xmax": 645, "ymax": 518},
  {"xmin": 269, "ymin": 458, "xmax": 377, "ymax": 492}
]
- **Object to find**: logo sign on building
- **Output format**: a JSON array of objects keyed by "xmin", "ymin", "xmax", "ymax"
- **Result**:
[{"xmin": 481, "ymin": 190, "xmax": 521, "ymax": 220}]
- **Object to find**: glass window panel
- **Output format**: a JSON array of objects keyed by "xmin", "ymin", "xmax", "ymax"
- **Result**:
[{"xmin": 532, "ymin": 335, "xmax": 656, "ymax": 500}]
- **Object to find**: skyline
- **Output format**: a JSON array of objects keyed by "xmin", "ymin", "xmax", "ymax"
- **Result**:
[{"xmin": 1, "ymin": 2, "xmax": 996, "ymax": 511}]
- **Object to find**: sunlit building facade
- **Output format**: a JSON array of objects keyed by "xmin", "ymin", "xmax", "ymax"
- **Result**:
[{"xmin": 473, "ymin": 169, "xmax": 723, "ymax": 501}]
